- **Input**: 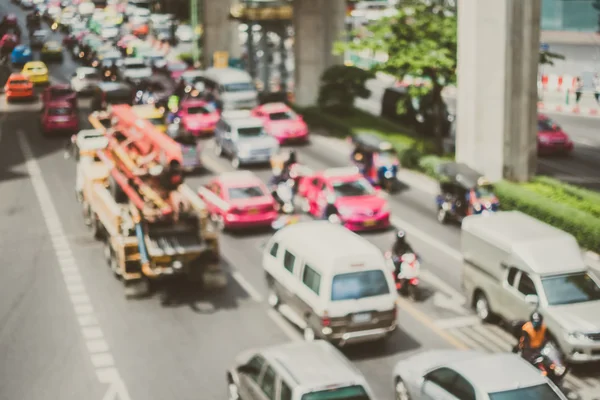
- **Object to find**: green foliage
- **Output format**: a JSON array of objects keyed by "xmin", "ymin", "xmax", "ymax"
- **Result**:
[
  {"xmin": 495, "ymin": 181, "xmax": 600, "ymax": 253},
  {"xmin": 539, "ymin": 49, "xmax": 565, "ymax": 66},
  {"xmin": 317, "ymin": 65, "xmax": 375, "ymax": 114}
]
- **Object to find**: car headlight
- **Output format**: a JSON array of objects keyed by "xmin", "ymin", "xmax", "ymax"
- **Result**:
[
  {"xmin": 539, "ymin": 136, "xmax": 551, "ymax": 144},
  {"xmin": 553, "ymin": 365, "xmax": 566, "ymax": 376},
  {"xmin": 567, "ymin": 331, "xmax": 590, "ymax": 341},
  {"xmin": 338, "ymin": 207, "xmax": 352, "ymax": 217}
]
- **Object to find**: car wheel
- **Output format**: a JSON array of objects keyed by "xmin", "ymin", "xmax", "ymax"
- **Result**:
[
  {"xmin": 231, "ymin": 156, "xmax": 240, "ymax": 169},
  {"xmin": 214, "ymin": 142, "xmax": 223, "ymax": 157},
  {"xmin": 395, "ymin": 378, "xmax": 411, "ymax": 400},
  {"xmin": 267, "ymin": 285, "xmax": 280, "ymax": 309},
  {"xmin": 474, "ymin": 292, "xmax": 493, "ymax": 322}
]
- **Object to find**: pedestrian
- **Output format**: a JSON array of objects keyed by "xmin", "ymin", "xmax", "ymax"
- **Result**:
[
  {"xmin": 594, "ymin": 74, "xmax": 600, "ymax": 104},
  {"xmin": 575, "ymin": 76, "xmax": 583, "ymax": 104}
]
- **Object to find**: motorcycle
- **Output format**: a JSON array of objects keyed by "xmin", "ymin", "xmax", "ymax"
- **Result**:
[
  {"xmin": 272, "ymin": 179, "xmax": 295, "ymax": 214},
  {"xmin": 523, "ymin": 343, "xmax": 568, "ymax": 387},
  {"xmin": 271, "ymin": 214, "xmax": 301, "ymax": 230},
  {"xmin": 385, "ymin": 251, "xmax": 420, "ymax": 300}
]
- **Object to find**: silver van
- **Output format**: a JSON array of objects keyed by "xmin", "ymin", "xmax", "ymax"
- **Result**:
[
  {"xmin": 203, "ymin": 67, "xmax": 259, "ymax": 110},
  {"xmin": 461, "ymin": 211, "xmax": 600, "ymax": 363},
  {"xmin": 227, "ymin": 340, "xmax": 376, "ymax": 400}
]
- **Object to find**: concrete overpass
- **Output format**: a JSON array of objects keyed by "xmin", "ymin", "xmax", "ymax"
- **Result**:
[{"xmin": 201, "ymin": 0, "xmax": 542, "ymax": 182}]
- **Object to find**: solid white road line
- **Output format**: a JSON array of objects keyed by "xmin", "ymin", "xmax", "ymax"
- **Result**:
[
  {"xmin": 435, "ymin": 316, "xmax": 480, "ymax": 330},
  {"xmin": 230, "ymin": 271, "xmax": 263, "ymax": 303},
  {"xmin": 266, "ymin": 309, "xmax": 302, "ymax": 341},
  {"xmin": 17, "ymin": 133, "xmax": 132, "ymax": 400}
]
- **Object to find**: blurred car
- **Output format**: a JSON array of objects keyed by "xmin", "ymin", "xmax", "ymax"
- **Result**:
[
  {"xmin": 132, "ymin": 104, "xmax": 166, "ymax": 131},
  {"xmin": 392, "ymin": 350, "xmax": 567, "ymax": 400},
  {"xmin": 120, "ymin": 57, "xmax": 152, "ymax": 83},
  {"xmin": 179, "ymin": 99, "xmax": 219, "ymax": 137},
  {"xmin": 40, "ymin": 41, "xmax": 64, "ymax": 62},
  {"xmin": 45, "ymin": 6, "xmax": 61, "ymax": 21},
  {"xmin": 90, "ymin": 82, "xmax": 134, "ymax": 111},
  {"xmin": 175, "ymin": 24, "xmax": 193, "ymax": 43},
  {"xmin": 131, "ymin": 22, "xmax": 148, "ymax": 38},
  {"xmin": 178, "ymin": 69, "xmax": 204, "ymax": 93},
  {"xmin": 251, "ymin": 102, "xmax": 309, "ymax": 144},
  {"xmin": 151, "ymin": 22, "xmax": 173, "ymax": 44},
  {"xmin": 10, "ymin": 45, "xmax": 33, "ymax": 65},
  {"xmin": 134, "ymin": 76, "xmax": 173, "ymax": 107},
  {"xmin": 30, "ymin": 29, "xmax": 49, "ymax": 48},
  {"xmin": 0, "ymin": 34, "xmax": 19, "ymax": 53},
  {"xmin": 199, "ymin": 171, "xmax": 278, "ymax": 230},
  {"xmin": 165, "ymin": 59, "xmax": 188, "ymax": 81},
  {"xmin": 42, "ymin": 84, "xmax": 77, "ymax": 109},
  {"xmin": 142, "ymin": 50, "xmax": 167, "ymax": 71},
  {"xmin": 298, "ymin": 167, "xmax": 390, "ymax": 231},
  {"xmin": 91, "ymin": 47, "xmax": 122, "ymax": 68},
  {"xmin": 4, "ymin": 73, "xmax": 35, "ymax": 102},
  {"xmin": 116, "ymin": 34, "xmax": 137, "ymax": 54},
  {"xmin": 70, "ymin": 67, "xmax": 102, "ymax": 94},
  {"xmin": 21, "ymin": 61, "xmax": 49, "ymax": 85},
  {"xmin": 21, "ymin": 0, "xmax": 35, "ymax": 9},
  {"xmin": 1, "ymin": 14, "xmax": 18, "ymax": 26},
  {"xmin": 41, "ymin": 101, "xmax": 79, "ymax": 135},
  {"xmin": 100, "ymin": 25, "xmax": 119, "ymax": 41},
  {"xmin": 537, "ymin": 114, "xmax": 574, "ymax": 156}
]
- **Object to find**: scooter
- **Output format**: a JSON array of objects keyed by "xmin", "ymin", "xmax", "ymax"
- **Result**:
[
  {"xmin": 385, "ymin": 251, "xmax": 420, "ymax": 301},
  {"xmin": 532, "ymin": 343, "xmax": 568, "ymax": 387},
  {"xmin": 272, "ymin": 179, "xmax": 295, "ymax": 214}
]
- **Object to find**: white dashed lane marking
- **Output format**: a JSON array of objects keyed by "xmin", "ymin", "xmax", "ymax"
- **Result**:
[{"xmin": 17, "ymin": 132, "xmax": 132, "ymax": 400}]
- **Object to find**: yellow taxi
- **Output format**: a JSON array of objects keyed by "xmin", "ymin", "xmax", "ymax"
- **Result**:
[
  {"xmin": 40, "ymin": 41, "xmax": 64, "ymax": 62},
  {"xmin": 21, "ymin": 61, "xmax": 49, "ymax": 85},
  {"xmin": 132, "ymin": 105, "xmax": 166, "ymax": 132}
]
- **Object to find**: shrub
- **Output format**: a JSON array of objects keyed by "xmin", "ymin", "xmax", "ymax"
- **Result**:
[{"xmin": 317, "ymin": 65, "xmax": 375, "ymax": 115}]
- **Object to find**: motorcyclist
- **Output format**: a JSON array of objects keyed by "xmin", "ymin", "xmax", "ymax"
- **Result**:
[
  {"xmin": 322, "ymin": 194, "xmax": 339, "ymax": 220},
  {"xmin": 392, "ymin": 230, "xmax": 414, "ymax": 258},
  {"xmin": 166, "ymin": 94, "xmax": 180, "ymax": 124},
  {"xmin": 280, "ymin": 150, "xmax": 297, "ymax": 180},
  {"xmin": 518, "ymin": 311, "xmax": 548, "ymax": 363}
]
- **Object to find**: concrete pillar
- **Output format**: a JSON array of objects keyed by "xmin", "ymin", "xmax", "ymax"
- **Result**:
[
  {"xmin": 202, "ymin": 0, "xmax": 240, "ymax": 68},
  {"xmin": 293, "ymin": 0, "xmax": 345, "ymax": 107},
  {"xmin": 455, "ymin": 0, "xmax": 541, "ymax": 182}
]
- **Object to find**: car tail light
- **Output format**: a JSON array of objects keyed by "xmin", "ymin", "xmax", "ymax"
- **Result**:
[
  {"xmin": 321, "ymin": 316, "xmax": 331, "ymax": 327},
  {"xmin": 410, "ymin": 278, "xmax": 419, "ymax": 285}
]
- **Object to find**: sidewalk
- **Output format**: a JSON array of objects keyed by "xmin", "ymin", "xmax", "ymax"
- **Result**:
[{"xmin": 537, "ymin": 89, "xmax": 600, "ymax": 117}]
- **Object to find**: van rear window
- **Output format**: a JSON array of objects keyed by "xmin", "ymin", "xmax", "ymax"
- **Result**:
[
  {"xmin": 331, "ymin": 270, "xmax": 389, "ymax": 301},
  {"xmin": 223, "ymin": 82, "xmax": 254, "ymax": 92},
  {"xmin": 302, "ymin": 385, "xmax": 370, "ymax": 400}
]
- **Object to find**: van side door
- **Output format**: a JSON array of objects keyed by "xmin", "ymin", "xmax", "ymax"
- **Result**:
[
  {"xmin": 279, "ymin": 248, "xmax": 300, "ymax": 307},
  {"xmin": 502, "ymin": 268, "xmax": 540, "ymax": 321},
  {"xmin": 238, "ymin": 355, "xmax": 267, "ymax": 400},
  {"xmin": 296, "ymin": 262, "xmax": 323, "ymax": 333}
]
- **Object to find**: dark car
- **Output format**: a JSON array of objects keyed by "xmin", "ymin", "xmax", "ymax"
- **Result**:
[
  {"xmin": 133, "ymin": 75, "xmax": 173, "ymax": 107},
  {"xmin": 142, "ymin": 50, "xmax": 167, "ymax": 71},
  {"xmin": 90, "ymin": 82, "xmax": 134, "ymax": 111},
  {"xmin": 30, "ymin": 29, "xmax": 49, "ymax": 49}
]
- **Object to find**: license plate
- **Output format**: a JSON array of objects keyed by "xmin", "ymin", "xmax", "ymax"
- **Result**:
[
  {"xmin": 364, "ymin": 219, "xmax": 376, "ymax": 226},
  {"xmin": 248, "ymin": 208, "xmax": 258, "ymax": 214},
  {"xmin": 352, "ymin": 313, "xmax": 372, "ymax": 324}
]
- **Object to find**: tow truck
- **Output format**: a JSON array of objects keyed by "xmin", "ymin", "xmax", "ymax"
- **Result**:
[{"xmin": 77, "ymin": 105, "xmax": 226, "ymax": 297}]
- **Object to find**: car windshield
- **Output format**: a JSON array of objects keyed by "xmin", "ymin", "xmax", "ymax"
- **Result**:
[
  {"xmin": 538, "ymin": 119, "xmax": 560, "ymax": 132},
  {"xmin": 126, "ymin": 63, "xmax": 147, "ymax": 69},
  {"xmin": 302, "ymin": 385, "xmax": 370, "ymax": 400},
  {"xmin": 238, "ymin": 127, "xmax": 265, "ymax": 137},
  {"xmin": 268, "ymin": 111, "xmax": 295, "ymax": 121},
  {"xmin": 34, "ymin": 32, "xmax": 48, "ymax": 38},
  {"xmin": 223, "ymin": 82, "xmax": 254, "ymax": 92},
  {"xmin": 332, "ymin": 179, "xmax": 374, "ymax": 197},
  {"xmin": 186, "ymin": 106, "xmax": 213, "ymax": 115},
  {"xmin": 51, "ymin": 88, "xmax": 73, "ymax": 97},
  {"xmin": 541, "ymin": 273, "xmax": 600, "ymax": 306},
  {"xmin": 489, "ymin": 383, "xmax": 563, "ymax": 400},
  {"xmin": 83, "ymin": 72, "xmax": 101, "ymax": 80},
  {"xmin": 11, "ymin": 80, "xmax": 29, "ymax": 85},
  {"xmin": 475, "ymin": 184, "xmax": 494, "ymax": 198},
  {"xmin": 49, "ymin": 107, "xmax": 72, "ymax": 116},
  {"xmin": 147, "ymin": 54, "xmax": 164, "ymax": 61},
  {"xmin": 228, "ymin": 186, "xmax": 264, "ymax": 200},
  {"xmin": 147, "ymin": 117, "xmax": 164, "ymax": 126},
  {"xmin": 331, "ymin": 270, "xmax": 390, "ymax": 301},
  {"xmin": 168, "ymin": 62, "xmax": 187, "ymax": 71},
  {"xmin": 106, "ymin": 94, "xmax": 131, "ymax": 105},
  {"xmin": 174, "ymin": 135, "xmax": 196, "ymax": 146},
  {"xmin": 377, "ymin": 150, "xmax": 397, "ymax": 164}
]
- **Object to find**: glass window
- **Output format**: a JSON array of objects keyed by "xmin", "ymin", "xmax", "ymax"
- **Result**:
[
  {"xmin": 450, "ymin": 375, "xmax": 475, "ymax": 400},
  {"xmin": 518, "ymin": 273, "xmax": 537, "ymax": 296},
  {"xmin": 48, "ymin": 107, "xmax": 72, "ymax": 116},
  {"xmin": 425, "ymin": 368, "xmax": 457, "ymax": 391},
  {"xmin": 260, "ymin": 366, "xmax": 276, "ymax": 400},
  {"xmin": 238, "ymin": 127, "xmax": 265, "ymax": 137},
  {"xmin": 126, "ymin": 63, "xmax": 147, "ymax": 69},
  {"xmin": 302, "ymin": 265, "xmax": 321, "ymax": 295},
  {"xmin": 332, "ymin": 179, "xmax": 374, "ymax": 197},
  {"xmin": 10, "ymin": 80, "xmax": 29, "ymax": 85},
  {"xmin": 168, "ymin": 62, "xmax": 187, "ymax": 72},
  {"xmin": 331, "ymin": 270, "xmax": 390, "ymax": 301},
  {"xmin": 541, "ymin": 273, "xmax": 600, "ymax": 306},
  {"xmin": 51, "ymin": 88, "xmax": 73, "ymax": 97},
  {"xmin": 280, "ymin": 381, "xmax": 293, "ymax": 400},
  {"xmin": 537, "ymin": 118, "xmax": 559, "ymax": 132},
  {"xmin": 223, "ymin": 82, "xmax": 255, "ymax": 92},
  {"xmin": 148, "ymin": 117, "xmax": 164, "ymax": 126},
  {"xmin": 186, "ymin": 106, "xmax": 214, "ymax": 115},
  {"xmin": 243, "ymin": 355, "xmax": 265, "ymax": 383},
  {"xmin": 227, "ymin": 186, "xmax": 264, "ymax": 200},
  {"xmin": 268, "ymin": 111, "xmax": 295, "ymax": 121},
  {"xmin": 474, "ymin": 184, "xmax": 494, "ymax": 198},
  {"xmin": 489, "ymin": 383, "xmax": 563, "ymax": 400},
  {"xmin": 269, "ymin": 242, "xmax": 279, "ymax": 258},
  {"xmin": 301, "ymin": 385, "xmax": 370, "ymax": 400},
  {"xmin": 283, "ymin": 251, "xmax": 295, "ymax": 273},
  {"xmin": 507, "ymin": 267, "xmax": 518, "ymax": 286}
]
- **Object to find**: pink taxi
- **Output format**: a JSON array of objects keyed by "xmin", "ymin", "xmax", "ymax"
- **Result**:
[
  {"xmin": 198, "ymin": 171, "xmax": 278, "ymax": 230},
  {"xmin": 298, "ymin": 167, "xmax": 390, "ymax": 231},
  {"xmin": 41, "ymin": 101, "xmax": 79, "ymax": 135},
  {"xmin": 180, "ymin": 99, "xmax": 220, "ymax": 137},
  {"xmin": 251, "ymin": 102, "xmax": 309, "ymax": 144}
]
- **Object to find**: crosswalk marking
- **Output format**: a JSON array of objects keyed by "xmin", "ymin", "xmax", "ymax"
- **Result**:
[{"xmin": 442, "ymin": 321, "xmax": 600, "ymax": 397}]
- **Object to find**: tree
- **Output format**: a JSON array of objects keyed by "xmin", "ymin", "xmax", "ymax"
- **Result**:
[
  {"xmin": 317, "ymin": 65, "xmax": 375, "ymax": 115},
  {"xmin": 539, "ymin": 49, "xmax": 565, "ymax": 66}
]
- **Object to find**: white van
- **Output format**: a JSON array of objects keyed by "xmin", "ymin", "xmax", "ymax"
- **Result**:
[
  {"xmin": 203, "ymin": 67, "xmax": 259, "ymax": 111},
  {"xmin": 78, "ymin": 2, "xmax": 95, "ymax": 17},
  {"xmin": 263, "ymin": 221, "xmax": 398, "ymax": 346}
]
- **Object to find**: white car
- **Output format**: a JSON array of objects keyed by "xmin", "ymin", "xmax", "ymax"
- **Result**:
[
  {"xmin": 175, "ymin": 25, "xmax": 194, "ymax": 43},
  {"xmin": 70, "ymin": 67, "xmax": 102, "ymax": 94}
]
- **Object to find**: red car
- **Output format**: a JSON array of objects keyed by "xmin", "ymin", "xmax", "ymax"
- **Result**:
[
  {"xmin": 251, "ymin": 102, "xmax": 309, "ymax": 144},
  {"xmin": 179, "ymin": 99, "xmax": 220, "ymax": 137},
  {"xmin": 166, "ymin": 59, "xmax": 189, "ymax": 81},
  {"xmin": 537, "ymin": 114, "xmax": 573, "ymax": 155},
  {"xmin": 41, "ymin": 101, "xmax": 79, "ymax": 135},
  {"xmin": 42, "ymin": 84, "xmax": 77, "ymax": 109},
  {"xmin": 298, "ymin": 167, "xmax": 390, "ymax": 231},
  {"xmin": 0, "ymin": 34, "xmax": 19, "ymax": 53},
  {"xmin": 198, "ymin": 171, "xmax": 278, "ymax": 230}
]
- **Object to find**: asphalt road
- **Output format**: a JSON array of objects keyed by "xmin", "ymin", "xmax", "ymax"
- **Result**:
[{"xmin": 1, "ymin": 3, "xmax": 600, "ymax": 400}]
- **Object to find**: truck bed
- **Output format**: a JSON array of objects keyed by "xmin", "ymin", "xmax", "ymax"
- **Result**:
[{"xmin": 146, "ymin": 233, "xmax": 205, "ymax": 257}]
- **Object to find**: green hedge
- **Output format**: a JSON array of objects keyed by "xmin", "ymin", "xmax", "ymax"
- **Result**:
[{"xmin": 296, "ymin": 105, "xmax": 600, "ymax": 253}]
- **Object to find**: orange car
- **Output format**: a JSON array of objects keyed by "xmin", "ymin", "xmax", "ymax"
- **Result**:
[{"xmin": 4, "ymin": 73, "xmax": 35, "ymax": 102}]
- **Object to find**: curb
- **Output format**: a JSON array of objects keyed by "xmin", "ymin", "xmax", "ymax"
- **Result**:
[{"xmin": 537, "ymin": 101, "xmax": 600, "ymax": 117}]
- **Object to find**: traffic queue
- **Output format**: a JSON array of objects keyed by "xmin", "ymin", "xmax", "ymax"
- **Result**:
[{"xmin": 3, "ymin": 1, "xmax": 600, "ymax": 400}]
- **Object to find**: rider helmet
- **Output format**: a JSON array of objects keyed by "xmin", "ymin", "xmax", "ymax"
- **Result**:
[
  {"xmin": 288, "ymin": 150, "xmax": 297, "ymax": 164},
  {"xmin": 530, "ymin": 311, "xmax": 543, "ymax": 330}
]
